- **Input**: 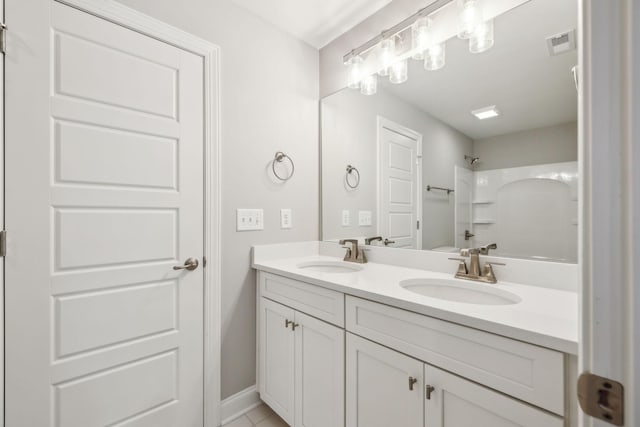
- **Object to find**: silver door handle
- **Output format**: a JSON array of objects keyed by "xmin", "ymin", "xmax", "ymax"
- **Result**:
[{"xmin": 173, "ymin": 257, "xmax": 199, "ymax": 271}]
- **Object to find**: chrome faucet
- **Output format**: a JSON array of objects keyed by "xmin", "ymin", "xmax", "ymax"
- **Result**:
[
  {"xmin": 364, "ymin": 236, "xmax": 383, "ymax": 245},
  {"xmin": 448, "ymin": 243, "xmax": 504, "ymax": 284},
  {"xmin": 339, "ymin": 239, "xmax": 367, "ymax": 264}
]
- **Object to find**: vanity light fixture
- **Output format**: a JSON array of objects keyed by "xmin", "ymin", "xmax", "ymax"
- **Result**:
[
  {"xmin": 343, "ymin": 0, "xmax": 497, "ymax": 92},
  {"xmin": 471, "ymin": 105, "xmax": 500, "ymax": 119},
  {"xmin": 378, "ymin": 38, "xmax": 396, "ymax": 76},
  {"xmin": 389, "ymin": 59, "xmax": 408, "ymax": 84},
  {"xmin": 424, "ymin": 42, "xmax": 446, "ymax": 71},
  {"xmin": 469, "ymin": 19, "xmax": 494, "ymax": 53},
  {"xmin": 347, "ymin": 55, "xmax": 364, "ymax": 89},
  {"xmin": 457, "ymin": 0, "xmax": 483, "ymax": 39},
  {"xmin": 360, "ymin": 74, "xmax": 378, "ymax": 95},
  {"xmin": 411, "ymin": 17, "xmax": 432, "ymax": 60}
]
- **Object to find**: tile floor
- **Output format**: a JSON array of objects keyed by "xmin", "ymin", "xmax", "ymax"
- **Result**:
[{"xmin": 222, "ymin": 403, "xmax": 288, "ymax": 427}]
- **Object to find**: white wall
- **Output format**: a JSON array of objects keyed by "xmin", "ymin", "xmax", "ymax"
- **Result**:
[
  {"xmin": 472, "ymin": 122, "xmax": 578, "ymax": 171},
  {"xmin": 321, "ymin": 87, "xmax": 472, "ymax": 249},
  {"xmin": 116, "ymin": 0, "xmax": 319, "ymax": 399}
]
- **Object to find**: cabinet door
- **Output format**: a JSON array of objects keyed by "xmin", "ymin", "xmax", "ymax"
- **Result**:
[
  {"xmin": 259, "ymin": 298, "xmax": 295, "ymax": 425},
  {"xmin": 425, "ymin": 365, "xmax": 563, "ymax": 427},
  {"xmin": 346, "ymin": 333, "xmax": 423, "ymax": 427},
  {"xmin": 295, "ymin": 312, "xmax": 345, "ymax": 427}
]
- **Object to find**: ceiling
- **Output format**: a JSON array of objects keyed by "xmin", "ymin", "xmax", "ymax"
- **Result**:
[
  {"xmin": 230, "ymin": 0, "xmax": 392, "ymax": 48},
  {"xmin": 377, "ymin": 0, "xmax": 578, "ymax": 140}
]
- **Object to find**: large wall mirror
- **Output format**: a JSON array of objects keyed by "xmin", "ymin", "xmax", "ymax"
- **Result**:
[{"xmin": 321, "ymin": 0, "xmax": 578, "ymax": 263}]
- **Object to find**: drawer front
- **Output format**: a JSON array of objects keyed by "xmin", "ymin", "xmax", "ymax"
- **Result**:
[
  {"xmin": 259, "ymin": 272, "xmax": 345, "ymax": 327},
  {"xmin": 346, "ymin": 296, "xmax": 564, "ymax": 415}
]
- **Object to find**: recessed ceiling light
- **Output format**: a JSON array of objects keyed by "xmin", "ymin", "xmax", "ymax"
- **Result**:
[{"xmin": 471, "ymin": 105, "xmax": 500, "ymax": 120}]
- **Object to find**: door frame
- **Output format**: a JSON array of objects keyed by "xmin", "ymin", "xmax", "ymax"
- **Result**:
[
  {"xmin": 376, "ymin": 116, "xmax": 423, "ymax": 250},
  {"xmin": 0, "ymin": 1, "xmax": 4, "ymax": 424},
  {"xmin": 4, "ymin": 0, "xmax": 222, "ymax": 425},
  {"xmin": 579, "ymin": 0, "xmax": 639, "ymax": 426}
]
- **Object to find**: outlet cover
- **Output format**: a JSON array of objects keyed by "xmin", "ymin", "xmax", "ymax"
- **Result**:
[
  {"xmin": 280, "ymin": 209, "xmax": 292, "ymax": 229},
  {"xmin": 341, "ymin": 210, "xmax": 350, "ymax": 227}
]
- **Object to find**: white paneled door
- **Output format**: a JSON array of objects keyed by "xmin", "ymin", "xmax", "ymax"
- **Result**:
[
  {"xmin": 378, "ymin": 118, "xmax": 422, "ymax": 249},
  {"xmin": 6, "ymin": 1, "xmax": 207, "ymax": 426}
]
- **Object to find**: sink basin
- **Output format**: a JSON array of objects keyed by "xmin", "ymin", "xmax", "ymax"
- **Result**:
[
  {"xmin": 297, "ymin": 261, "xmax": 363, "ymax": 274},
  {"xmin": 400, "ymin": 278, "xmax": 521, "ymax": 305}
]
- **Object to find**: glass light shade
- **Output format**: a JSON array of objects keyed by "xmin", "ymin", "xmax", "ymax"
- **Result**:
[
  {"xmin": 378, "ymin": 38, "xmax": 396, "ymax": 76},
  {"xmin": 469, "ymin": 19, "xmax": 494, "ymax": 53},
  {"xmin": 457, "ymin": 0, "xmax": 483, "ymax": 39},
  {"xmin": 347, "ymin": 56, "xmax": 363, "ymax": 89},
  {"xmin": 360, "ymin": 74, "xmax": 378, "ymax": 95},
  {"xmin": 389, "ymin": 60, "xmax": 408, "ymax": 84},
  {"xmin": 411, "ymin": 17, "xmax": 432, "ymax": 60},
  {"xmin": 424, "ymin": 43, "xmax": 446, "ymax": 70}
]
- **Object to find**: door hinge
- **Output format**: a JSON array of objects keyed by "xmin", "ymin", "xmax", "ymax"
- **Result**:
[
  {"xmin": 417, "ymin": 220, "xmax": 420, "ymax": 230},
  {"xmin": 0, "ymin": 230, "xmax": 6, "ymax": 257},
  {"xmin": 578, "ymin": 372, "xmax": 624, "ymax": 426},
  {"xmin": 0, "ymin": 23, "xmax": 7, "ymax": 54}
]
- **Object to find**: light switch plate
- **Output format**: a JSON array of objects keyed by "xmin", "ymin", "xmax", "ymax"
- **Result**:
[
  {"xmin": 237, "ymin": 209, "xmax": 264, "ymax": 231},
  {"xmin": 359, "ymin": 210, "xmax": 372, "ymax": 226},
  {"xmin": 280, "ymin": 209, "xmax": 292, "ymax": 229},
  {"xmin": 341, "ymin": 210, "xmax": 350, "ymax": 227}
]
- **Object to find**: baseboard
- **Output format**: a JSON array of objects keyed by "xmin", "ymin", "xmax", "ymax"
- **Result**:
[{"xmin": 220, "ymin": 385, "xmax": 262, "ymax": 425}]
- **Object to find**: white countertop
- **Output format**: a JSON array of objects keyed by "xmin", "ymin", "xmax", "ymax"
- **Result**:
[{"xmin": 253, "ymin": 253, "xmax": 578, "ymax": 355}]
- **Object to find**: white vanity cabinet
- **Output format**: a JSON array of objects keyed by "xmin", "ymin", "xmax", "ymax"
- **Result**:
[
  {"xmin": 346, "ymin": 333, "xmax": 563, "ymax": 427},
  {"xmin": 256, "ymin": 270, "xmax": 572, "ymax": 427},
  {"xmin": 258, "ymin": 272, "xmax": 345, "ymax": 427}
]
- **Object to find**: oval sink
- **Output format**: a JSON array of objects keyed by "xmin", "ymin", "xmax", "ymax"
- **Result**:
[
  {"xmin": 399, "ymin": 278, "xmax": 521, "ymax": 305},
  {"xmin": 297, "ymin": 261, "xmax": 363, "ymax": 274}
]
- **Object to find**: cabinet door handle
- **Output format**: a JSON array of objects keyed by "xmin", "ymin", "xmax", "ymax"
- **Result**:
[
  {"xmin": 291, "ymin": 322, "xmax": 300, "ymax": 331},
  {"xmin": 426, "ymin": 385, "xmax": 435, "ymax": 400},
  {"xmin": 285, "ymin": 319, "xmax": 293, "ymax": 329},
  {"xmin": 409, "ymin": 377, "xmax": 418, "ymax": 391}
]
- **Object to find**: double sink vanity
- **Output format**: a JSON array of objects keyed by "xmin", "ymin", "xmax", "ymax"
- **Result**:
[{"xmin": 252, "ymin": 241, "xmax": 578, "ymax": 427}]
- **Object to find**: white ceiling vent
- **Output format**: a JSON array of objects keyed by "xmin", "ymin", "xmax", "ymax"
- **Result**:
[{"xmin": 546, "ymin": 29, "xmax": 576, "ymax": 56}]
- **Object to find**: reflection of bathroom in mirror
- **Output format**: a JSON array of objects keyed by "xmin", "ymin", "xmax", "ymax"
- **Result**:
[{"xmin": 321, "ymin": 0, "xmax": 578, "ymax": 263}]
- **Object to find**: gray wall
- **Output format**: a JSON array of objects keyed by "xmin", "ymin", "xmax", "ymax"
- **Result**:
[
  {"xmin": 473, "ymin": 122, "xmax": 578, "ymax": 171},
  {"xmin": 321, "ymin": 87, "xmax": 472, "ymax": 249},
  {"xmin": 116, "ymin": 0, "xmax": 320, "ymax": 399}
]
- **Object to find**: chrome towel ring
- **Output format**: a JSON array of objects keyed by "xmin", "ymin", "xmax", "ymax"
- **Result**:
[
  {"xmin": 346, "ymin": 165, "xmax": 360, "ymax": 189},
  {"xmin": 272, "ymin": 151, "xmax": 295, "ymax": 181}
]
